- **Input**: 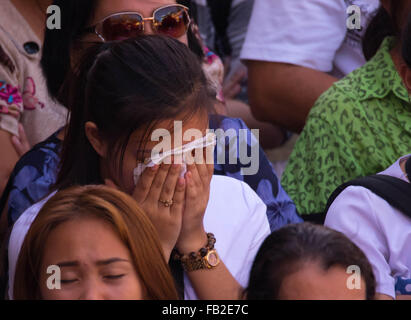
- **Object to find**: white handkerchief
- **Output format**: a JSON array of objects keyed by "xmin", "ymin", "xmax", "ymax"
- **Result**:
[{"xmin": 133, "ymin": 132, "xmax": 216, "ymax": 185}]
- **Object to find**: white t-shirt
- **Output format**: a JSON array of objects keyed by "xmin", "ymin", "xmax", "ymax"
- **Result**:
[
  {"xmin": 240, "ymin": 0, "xmax": 380, "ymax": 78},
  {"xmin": 8, "ymin": 175, "xmax": 270, "ymax": 300},
  {"xmin": 325, "ymin": 155, "xmax": 411, "ymax": 299}
]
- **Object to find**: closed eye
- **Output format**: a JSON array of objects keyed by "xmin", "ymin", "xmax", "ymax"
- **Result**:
[
  {"xmin": 103, "ymin": 274, "xmax": 125, "ymax": 280},
  {"xmin": 61, "ymin": 279, "xmax": 78, "ymax": 284}
]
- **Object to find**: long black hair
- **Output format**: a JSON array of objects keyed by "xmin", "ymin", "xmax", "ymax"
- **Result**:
[
  {"xmin": 363, "ymin": 1, "xmax": 407, "ymax": 60},
  {"xmin": 41, "ymin": 0, "xmax": 98, "ymax": 102},
  {"xmin": 42, "ymin": 0, "xmax": 205, "ymax": 104},
  {"xmin": 55, "ymin": 35, "xmax": 215, "ymax": 191},
  {"xmin": 246, "ymin": 223, "xmax": 376, "ymax": 300}
]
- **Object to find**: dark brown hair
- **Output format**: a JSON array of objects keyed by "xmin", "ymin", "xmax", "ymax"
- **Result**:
[
  {"xmin": 246, "ymin": 223, "xmax": 376, "ymax": 300},
  {"xmin": 55, "ymin": 35, "xmax": 215, "ymax": 191}
]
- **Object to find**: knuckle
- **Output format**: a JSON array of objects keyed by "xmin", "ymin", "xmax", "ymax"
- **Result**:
[
  {"xmin": 152, "ymin": 178, "xmax": 163, "ymax": 189},
  {"xmin": 163, "ymin": 186, "xmax": 172, "ymax": 195}
]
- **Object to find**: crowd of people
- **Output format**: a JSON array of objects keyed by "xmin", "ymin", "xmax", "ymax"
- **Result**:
[{"xmin": 0, "ymin": 0, "xmax": 410, "ymax": 300}]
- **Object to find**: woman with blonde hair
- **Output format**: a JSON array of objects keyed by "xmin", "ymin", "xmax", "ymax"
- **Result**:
[{"xmin": 13, "ymin": 185, "xmax": 178, "ymax": 300}]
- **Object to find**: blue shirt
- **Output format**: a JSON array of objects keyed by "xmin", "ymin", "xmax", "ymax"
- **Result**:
[{"xmin": 0, "ymin": 116, "xmax": 302, "ymax": 230}]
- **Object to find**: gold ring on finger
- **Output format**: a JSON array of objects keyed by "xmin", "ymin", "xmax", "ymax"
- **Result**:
[{"xmin": 159, "ymin": 199, "xmax": 173, "ymax": 207}]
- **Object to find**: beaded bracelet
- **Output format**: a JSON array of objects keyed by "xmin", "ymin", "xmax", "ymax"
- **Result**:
[{"xmin": 172, "ymin": 233, "xmax": 216, "ymax": 261}]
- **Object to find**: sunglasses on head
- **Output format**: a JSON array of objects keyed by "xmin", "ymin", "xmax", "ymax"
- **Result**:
[{"xmin": 84, "ymin": 4, "xmax": 191, "ymax": 41}]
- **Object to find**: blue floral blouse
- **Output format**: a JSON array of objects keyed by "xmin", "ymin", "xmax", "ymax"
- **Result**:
[{"xmin": 0, "ymin": 116, "xmax": 302, "ymax": 231}]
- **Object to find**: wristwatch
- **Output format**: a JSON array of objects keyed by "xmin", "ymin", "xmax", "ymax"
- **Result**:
[
  {"xmin": 204, "ymin": 249, "xmax": 220, "ymax": 268},
  {"xmin": 173, "ymin": 233, "xmax": 220, "ymax": 272},
  {"xmin": 180, "ymin": 248, "xmax": 221, "ymax": 272}
]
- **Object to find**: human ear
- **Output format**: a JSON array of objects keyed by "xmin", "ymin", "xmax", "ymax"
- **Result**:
[{"xmin": 85, "ymin": 122, "xmax": 108, "ymax": 158}]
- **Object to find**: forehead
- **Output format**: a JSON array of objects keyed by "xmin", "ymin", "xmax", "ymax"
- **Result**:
[
  {"xmin": 94, "ymin": 0, "xmax": 177, "ymax": 21},
  {"xmin": 41, "ymin": 218, "xmax": 130, "ymax": 265},
  {"xmin": 280, "ymin": 263, "xmax": 366, "ymax": 300},
  {"xmin": 130, "ymin": 113, "xmax": 209, "ymax": 143}
]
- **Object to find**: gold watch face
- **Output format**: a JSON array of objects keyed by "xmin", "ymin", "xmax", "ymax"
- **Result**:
[{"xmin": 205, "ymin": 250, "xmax": 220, "ymax": 268}]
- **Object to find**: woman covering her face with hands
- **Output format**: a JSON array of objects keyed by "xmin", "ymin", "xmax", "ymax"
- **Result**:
[
  {"xmin": 8, "ymin": 35, "xmax": 270, "ymax": 300},
  {"xmin": 0, "ymin": 0, "xmax": 300, "ymax": 241}
]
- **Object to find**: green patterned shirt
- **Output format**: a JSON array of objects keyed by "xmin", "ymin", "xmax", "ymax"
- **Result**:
[{"xmin": 282, "ymin": 37, "xmax": 411, "ymax": 215}]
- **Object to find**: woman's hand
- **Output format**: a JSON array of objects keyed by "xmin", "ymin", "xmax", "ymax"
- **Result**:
[
  {"xmin": 176, "ymin": 154, "xmax": 214, "ymax": 254},
  {"xmin": 132, "ymin": 162, "xmax": 186, "ymax": 259},
  {"xmin": 172, "ymin": 155, "xmax": 243, "ymax": 300},
  {"xmin": 11, "ymin": 124, "xmax": 31, "ymax": 156}
]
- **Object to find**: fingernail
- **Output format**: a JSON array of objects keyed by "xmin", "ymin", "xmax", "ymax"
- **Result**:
[{"xmin": 151, "ymin": 165, "xmax": 159, "ymax": 171}]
